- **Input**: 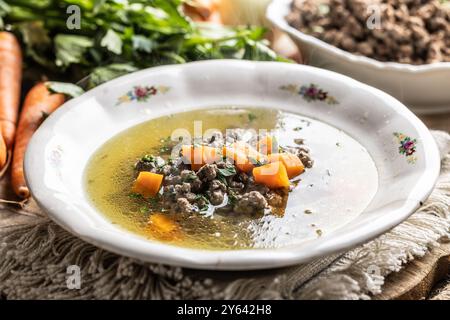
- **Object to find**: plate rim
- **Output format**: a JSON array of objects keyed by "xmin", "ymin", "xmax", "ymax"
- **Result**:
[{"xmin": 24, "ymin": 60, "xmax": 441, "ymax": 270}]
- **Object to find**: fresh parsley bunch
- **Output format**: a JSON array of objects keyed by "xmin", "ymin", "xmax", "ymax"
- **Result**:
[{"xmin": 0, "ymin": 0, "xmax": 285, "ymax": 89}]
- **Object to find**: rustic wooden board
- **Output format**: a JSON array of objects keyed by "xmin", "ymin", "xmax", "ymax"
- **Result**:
[{"xmin": 376, "ymin": 242, "xmax": 450, "ymax": 300}]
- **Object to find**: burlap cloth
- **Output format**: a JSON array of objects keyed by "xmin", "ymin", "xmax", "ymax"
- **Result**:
[{"xmin": 0, "ymin": 130, "xmax": 449, "ymax": 300}]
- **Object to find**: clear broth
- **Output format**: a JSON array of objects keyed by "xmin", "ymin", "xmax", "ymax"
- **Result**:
[{"xmin": 85, "ymin": 107, "xmax": 378, "ymax": 250}]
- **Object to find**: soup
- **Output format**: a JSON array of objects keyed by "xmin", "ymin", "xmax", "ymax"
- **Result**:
[{"xmin": 85, "ymin": 107, "xmax": 378, "ymax": 250}]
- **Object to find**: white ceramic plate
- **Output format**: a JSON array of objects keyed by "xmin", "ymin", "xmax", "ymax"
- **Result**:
[
  {"xmin": 267, "ymin": 0, "xmax": 450, "ymax": 114},
  {"xmin": 24, "ymin": 60, "xmax": 440, "ymax": 270}
]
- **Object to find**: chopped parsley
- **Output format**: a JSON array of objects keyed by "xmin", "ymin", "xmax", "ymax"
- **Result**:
[
  {"xmin": 183, "ymin": 172, "xmax": 198, "ymax": 182},
  {"xmin": 227, "ymin": 190, "xmax": 238, "ymax": 205},
  {"xmin": 128, "ymin": 193, "xmax": 143, "ymax": 199},
  {"xmin": 139, "ymin": 205, "xmax": 150, "ymax": 214},
  {"xmin": 247, "ymin": 113, "xmax": 257, "ymax": 122},
  {"xmin": 159, "ymin": 136, "xmax": 175, "ymax": 154},
  {"xmin": 217, "ymin": 174, "xmax": 228, "ymax": 186},
  {"xmin": 217, "ymin": 166, "xmax": 237, "ymax": 177},
  {"xmin": 195, "ymin": 194, "xmax": 211, "ymax": 214},
  {"xmin": 140, "ymin": 154, "xmax": 165, "ymax": 168},
  {"xmin": 248, "ymin": 156, "xmax": 265, "ymax": 166},
  {"xmin": 141, "ymin": 154, "xmax": 155, "ymax": 163}
]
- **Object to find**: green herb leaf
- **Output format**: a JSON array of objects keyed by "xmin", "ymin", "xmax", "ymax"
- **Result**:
[
  {"xmin": 247, "ymin": 113, "xmax": 257, "ymax": 122},
  {"xmin": 3, "ymin": 0, "xmax": 284, "ymax": 87},
  {"xmin": 17, "ymin": 21, "xmax": 53, "ymax": 67},
  {"xmin": 227, "ymin": 190, "xmax": 238, "ymax": 204},
  {"xmin": 140, "ymin": 205, "xmax": 150, "ymax": 214},
  {"xmin": 0, "ymin": 0, "xmax": 10, "ymax": 29},
  {"xmin": 132, "ymin": 35, "xmax": 154, "ymax": 53},
  {"xmin": 248, "ymin": 156, "xmax": 265, "ymax": 166},
  {"xmin": 88, "ymin": 63, "xmax": 138, "ymax": 88},
  {"xmin": 183, "ymin": 173, "xmax": 198, "ymax": 182},
  {"xmin": 141, "ymin": 154, "xmax": 155, "ymax": 163},
  {"xmin": 128, "ymin": 193, "xmax": 143, "ymax": 199},
  {"xmin": 195, "ymin": 194, "xmax": 210, "ymax": 212},
  {"xmin": 101, "ymin": 29, "xmax": 123, "ymax": 55},
  {"xmin": 0, "ymin": 0, "xmax": 9, "ymax": 15},
  {"xmin": 217, "ymin": 174, "xmax": 228, "ymax": 186},
  {"xmin": 55, "ymin": 34, "xmax": 94, "ymax": 68},
  {"xmin": 46, "ymin": 81, "xmax": 85, "ymax": 98},
  {"xmin": 217, "ymin": 166, "xmax": 236, "ymax": 177}
]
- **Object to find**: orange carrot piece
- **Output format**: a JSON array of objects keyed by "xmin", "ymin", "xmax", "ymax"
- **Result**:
[
  {"xmin": 147, "ymin": 213, "xmax": 181, "ymax": 241},
  {"xmin": 132, "ymin": 171, "xmax": 164, "ymax": 198},
  {"xmin": 181, "ymin": 145, "xmax": 220, "ymax": 171},
  {"xmin": 149, "ymin": 213, "xmax": 178, "ymax": 233},
  {"xmin": 0, "ymin": 32, "xmax": 22, "ymax": 149},
  {"xmin": 223, "ymin": 141, "xmax": 267, "ymax": 173},
  {"xmin": 258, "ymin": 135, "xmax": 277, "ymax": 155},
  {"xmin": 183, "ymin": 0, "xmax": 222, "ymax": 23},
  {"xmin": 201, "ymin": 145, "xmax": 220, "ymax": 164},
  {"xmin": 223, "ymin": 145, "xmax": 254, "ymax": 173},
  {"xmin": 11, "ymin": 83, "xmax": 65, "ymax": 198},
  {"xmin": 233, "ymin": 141, "xmax": 267, "ymax": 162},
  {"xmin": 268, "ymin": 153, "xmax": 305, "ymax": 179},
  {"xmin": 0, "ymin": 133, "xmax": 6, "ymax": 169},
  {"xmin": 252, "ymin": 161, "xmax": 290, "ymax": 189}
]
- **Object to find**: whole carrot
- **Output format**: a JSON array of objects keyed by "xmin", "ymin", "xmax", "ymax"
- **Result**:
[
  {"xmin": 0, "ymin": 130, "xmax": 6, "ymax": 169},
  {"xmin": 184, "ymin": 0, "xmax": 222, "ymax": 23},
  {"xmin": 0, "ymin": 31, "xmax": 22, "ymax": 149},
  {"xmin": 11, "ymin": 83, "xmax": 65, "ymax": 198}
]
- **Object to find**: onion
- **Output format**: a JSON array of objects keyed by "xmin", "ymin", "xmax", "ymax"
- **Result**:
[{"xmin": 217, "ymin": 0, "xmax": 272, "ymax": 26}]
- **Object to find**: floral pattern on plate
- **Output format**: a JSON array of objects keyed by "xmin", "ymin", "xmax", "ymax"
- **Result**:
[
  {"xmin": 394, "ymin": 132, "xmax": 418, "ymax": 164},
  {"xmin": 116, "ymin": 85, "xmax": 170, "ymax": 105},
  {"xmin": 280, "ymin": 84, "xmax": 338, "ymax": 104}
]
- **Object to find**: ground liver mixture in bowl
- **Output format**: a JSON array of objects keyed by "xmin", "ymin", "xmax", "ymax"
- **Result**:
[{"xmin": 286, "ymin": 0, "xmax": 450, "ymax": 64}]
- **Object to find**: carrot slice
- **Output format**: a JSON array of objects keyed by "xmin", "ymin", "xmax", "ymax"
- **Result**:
[
  {"xmin": 0, "ymin": 133, "xmax": 6, "ymax": 169},
  {"xmin": 223, "ymin": 141, "xmax": 267, "ymax": 173},
  {"xmin": 181, "ymin": 145, "xmax": 220, "ymax": 171},
  {"xmin": 147, "ymin": 213, "xmax": 181, "ymax": 241},
  {"xmin": 232, "ymin": 141, "xmax": 266, "ymax": 162},
  {"xmin": 149, "ymin": 213, "xmax": 178, "ymax": 233},
  {"xmin": 258, "ymin": 135, "xmax": 277, "ymax": 155},
  {"xmin": 132, "ymin": 171, "xmax": 164, "ymax": 198},
  {"xmin": 232, "ymin": 141, "xmax": 255, "ymax": 151},
  {"xmin": 268, "ymin": 153, "xmax": 305, "ymax": 179},
  {"xmin": 223, "ymin": 145, "xmax": 254, "ymax": 173},
  {"xmin": 252, "ymin": 161, "xmax": 290, "ymax": 189},
  {"xmin": 11, "ymin": 83, "xmax": 65, "ymax": 198},
  {"xmin": 0, "ymin": 32, "xmax": 22, "ymax": 149}
]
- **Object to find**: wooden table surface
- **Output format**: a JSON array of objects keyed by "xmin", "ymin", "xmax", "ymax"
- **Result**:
[
  {"xmin": 420, "ymin": 113, "xmax": 450, "ymax": 132},
  {"xmin": 0, "ymin": 112, "xmax": 448, "ymax": 300}
]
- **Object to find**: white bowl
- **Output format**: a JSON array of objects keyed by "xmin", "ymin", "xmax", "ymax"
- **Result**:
[
  {"xmin": 24, "ymin": 60, "xmax": 440, "ymax": 270},
  {"xmin": 267, "ymin": 0, "xmax": 450, "ymax": 114}
]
